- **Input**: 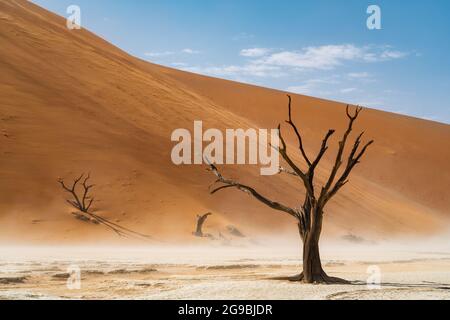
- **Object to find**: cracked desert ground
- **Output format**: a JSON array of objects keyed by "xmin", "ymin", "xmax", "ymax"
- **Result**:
[{"xmin": 1, "ymin": 243, "xmax": 450, "ymax": 300}]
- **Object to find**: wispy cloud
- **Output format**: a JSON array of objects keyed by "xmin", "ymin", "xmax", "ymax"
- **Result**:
[
  {"xmin": 340, "ymin": 87, "xmax": 357, "ymax": 94},
  {"xmin": 257, "ymin": 45, "xmax": 408, "ymax": 70},
  {"xmin": 240, "ymin": 48, "xmax": 271, "ymax": 57},
  {"xmin": 173, "ymin": 44, "xmax": 408, "ymax": 80},
  {"xmin": 145, "ymin": 48, "xmax": 201, "ymax": 58},
  {"xmin": 144, "ymin": 51, "xmax": 175, "ymax": 57},
  {"xmin": 380, "ymin": 50, "xmax": 408, "ymax": 60},
  {"xmin": 287, "ymin": 84, "xmax": 314, "ymax": 95},
  {"xmin": 166, "ymin": 43, "xmax": 411, "ymax": 106},
  {"xmin": 362, "ymin": 46, "xmax": 411, "ymax": 62},
  {"xmin": 184, "ymin": 64, "xmax": 284, "ymax": 78},
  {"xmin": 287, "ymin": 77, "xmax": 340, "ymax": 96},
  {"xmin": 260, "ymin": 45, "xmax": 364, "ymax": 70},
  {"xmin": 287, "ymin": 76, "xmax": 365, "ymax": 97},
  {"xmin": 182, "ymin": 48, "xmax": 201, "ymax": 54},
  {"xmin": 347, "ymin": 72, "xmax": 371, "ymax": 79},
  {"xmin": 170, "ymin": 62, "xmax": 188, "ymax": 67}
]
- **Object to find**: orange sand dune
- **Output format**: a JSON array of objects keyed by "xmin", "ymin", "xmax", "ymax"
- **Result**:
[{"xmin": 0, "ymin": 0, "xmax": 449, "ymax": 244}]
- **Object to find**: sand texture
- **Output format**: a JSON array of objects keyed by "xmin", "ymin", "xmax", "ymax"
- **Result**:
[{"xmin": 0, "ymin": 0, "xmax": 449, "ymax": 244}]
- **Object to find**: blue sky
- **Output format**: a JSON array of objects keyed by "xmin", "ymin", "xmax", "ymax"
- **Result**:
[{"xmin": 32, "ymin": 0, "xmax": 450, "ymax": 124}]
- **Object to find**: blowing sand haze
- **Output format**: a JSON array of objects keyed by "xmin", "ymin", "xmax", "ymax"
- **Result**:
[{"xmin": 0, "ymin": 0, "xmax": 450, "ymax": 303}]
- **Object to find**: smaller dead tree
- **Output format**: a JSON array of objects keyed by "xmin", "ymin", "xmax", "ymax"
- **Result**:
[
  {"xmin": 58, "ymin": 173, "xmax": 95, "ymax": 213},
  {"xmin": 58, "ymin": 173, "xmax": 154, "ymax": 241},
  {"xmin": 194, "ymin": 212, "xmax": 212, "ymax": 237}
]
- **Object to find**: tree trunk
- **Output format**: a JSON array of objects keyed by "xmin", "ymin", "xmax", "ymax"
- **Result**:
[
  {"xmin": 303, "ymin": 232, "xmax": 325, "ymax": 283},
  {"xmin": 301, "ymin": 208, "xmax": 326, "ymax": 283},
  {"xmin": 297, "ymin": 209, "xmax": 349, "ymax": 284}
]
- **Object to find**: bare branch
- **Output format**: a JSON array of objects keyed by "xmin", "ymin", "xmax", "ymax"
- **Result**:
[
  {"xmin": 321, "ymin": 105, "xmax": 363, "ymax": 197},
  {"xmin": 208, "ymin": 163, "xmax": 299, "ymax": 219},
  {"xmin": 58, "ymin": 173, "xmax": 95, "ymax": 213},
  {"xmin": 278, "ymin": 166, "xmax": 299, "ymax": 177},
  {"xmin": 278, "ymin": 125, "xmax": 315, "ymax": 197},
  {"xmin": 278, "ymin": 125, "xmax": 307, "ymax": 180},
  {"xmin": 320, "ymin": 122, "xmax": 374, "ymax": 204},
  {"xmin": 66, "ymin": 200, "xmax": 81, "ymax": 210},
  {"xmin": 309, "ymin": 130, "xmax": 335, "ymax": 172},
  {"xmin": 285, "ymin": 95, "xmax": 312, "ymax": 167},
  {"xmin": 81, "ymin": 173, "xmax": 95, "ymax": 210},
  {"xmin": 86, "ymin": 197, "xmax": 95, "ymax": 211},
  {"xmin": 210, "ymin": 185, "xmax": 236, "ymax": 194},
  {"xmin": 58, "ymin": 174, "xmax": 84, "ymax": 211}
]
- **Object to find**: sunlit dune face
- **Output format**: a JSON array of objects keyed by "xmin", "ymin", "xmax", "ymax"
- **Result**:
[{"xmin": 0, "ymin": 0, "xmax": 449, "ymax": 246}]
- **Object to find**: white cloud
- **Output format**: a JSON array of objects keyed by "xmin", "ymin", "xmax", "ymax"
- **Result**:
[
  {"xmin": 144, "ymin": 48, "xmax": 201, "ymax": 58},
  {"xmin": 184, "ymin": 64, "xmax": 284, "ymax": 78},
  {"xmin": 144, "ymin": 51, "xmax": 175, "ymax": 57},
  {"xmin": 287, "ymin": 85, "xmax": 314, "ymax": 95},
  {"xmin": 174, "ymin": 44, "xmax": 409, "ymax": 86},
  {"xmin": 257, "ymin": 45, "xmax": 408, "ymax": 70},
  {"xmin": 171, "ymin": 62, "xmax": 188, "ymax": 67},
  {"xmin": 356, "ymin": 100, "xmax": 384, "ymax": 108},
  {"xmin": 348, "ymin": 72, "xmax": 371, "ymax": 79},
  {"xmin": 147, "ymin": 45, "xmax": 408, "ymax": 78},
  {"xmin": 259, "ymin": 45, "xmax": 365, "ymax": 70},
  {"xmin": 182, "ymin": 48, "xmax": 201, "ymax": 54},
  {"xmin": 287, "ymin": 77, "xmax": 364, "ymax": 97},
  {"xmin": 380, "ymin": 50, "xmax": 408, "ymax": 60},
  {"xmin": 240, "ymin": 48, "xmax": 271, "ymax": 57},
  {"xmin": 363, "ymin": 50, "xmax": 409, "ymax": 62},
  {"xmin": 286, "ymin": 77, "xmax": 339, "ymax": 96},
  {"xmin": 340, "ymin": 87, "xmax": 357, "ymax": 94}
]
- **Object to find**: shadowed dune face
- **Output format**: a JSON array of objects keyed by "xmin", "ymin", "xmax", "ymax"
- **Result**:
[{"xmin": 0, "ymin": 0, "xmax": 449, "ymax": 244}]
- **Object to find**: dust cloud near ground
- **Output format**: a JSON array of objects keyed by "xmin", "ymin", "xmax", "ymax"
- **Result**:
[{"xmin": 1, "ymin": 237, "xmax": 449, "ymax": 300}]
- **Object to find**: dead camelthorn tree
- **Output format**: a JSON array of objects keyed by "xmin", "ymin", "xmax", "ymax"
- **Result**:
[
  {"xmin": 58, "ymin": 173, "xmax": 95, "ymax": 213},
  {"xmin": 208, "ymin": 96, "xmax": 374, "ymax": 284},
  {"xmin": 58, "ymin": 173, "xmax": 154, "ymax": 241},
  {"xmin": 194, "ymin": 212, "xmax": 212, "ymax": 237}
]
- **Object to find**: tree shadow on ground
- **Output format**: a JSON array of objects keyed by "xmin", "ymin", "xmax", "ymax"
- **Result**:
[{"xmin": 268, "ymin": 275, "xmax": 450, "ymax": 290}]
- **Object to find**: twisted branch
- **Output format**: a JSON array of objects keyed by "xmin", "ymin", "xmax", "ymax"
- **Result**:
[
  {"xmin": 58, "ymin": 173, "xmax": 155, "ymax": 241},
  {"xmin": 286, "ymin": 95, "xmax": 312, "ymax": 167},
  {"xmin": 318, "ymin": 107, "xmax": 374, "ymax": 206},
  {"xmin": 208, "ymin": 96, "xmax": 373, "ymax": 234},
  {"xmin": 208, "ymin": 163, "xmax": 300, "ymax": 219},
  {"xmin": 58, "ymin": 173, "xmax": 92, "ymax": 213}
]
